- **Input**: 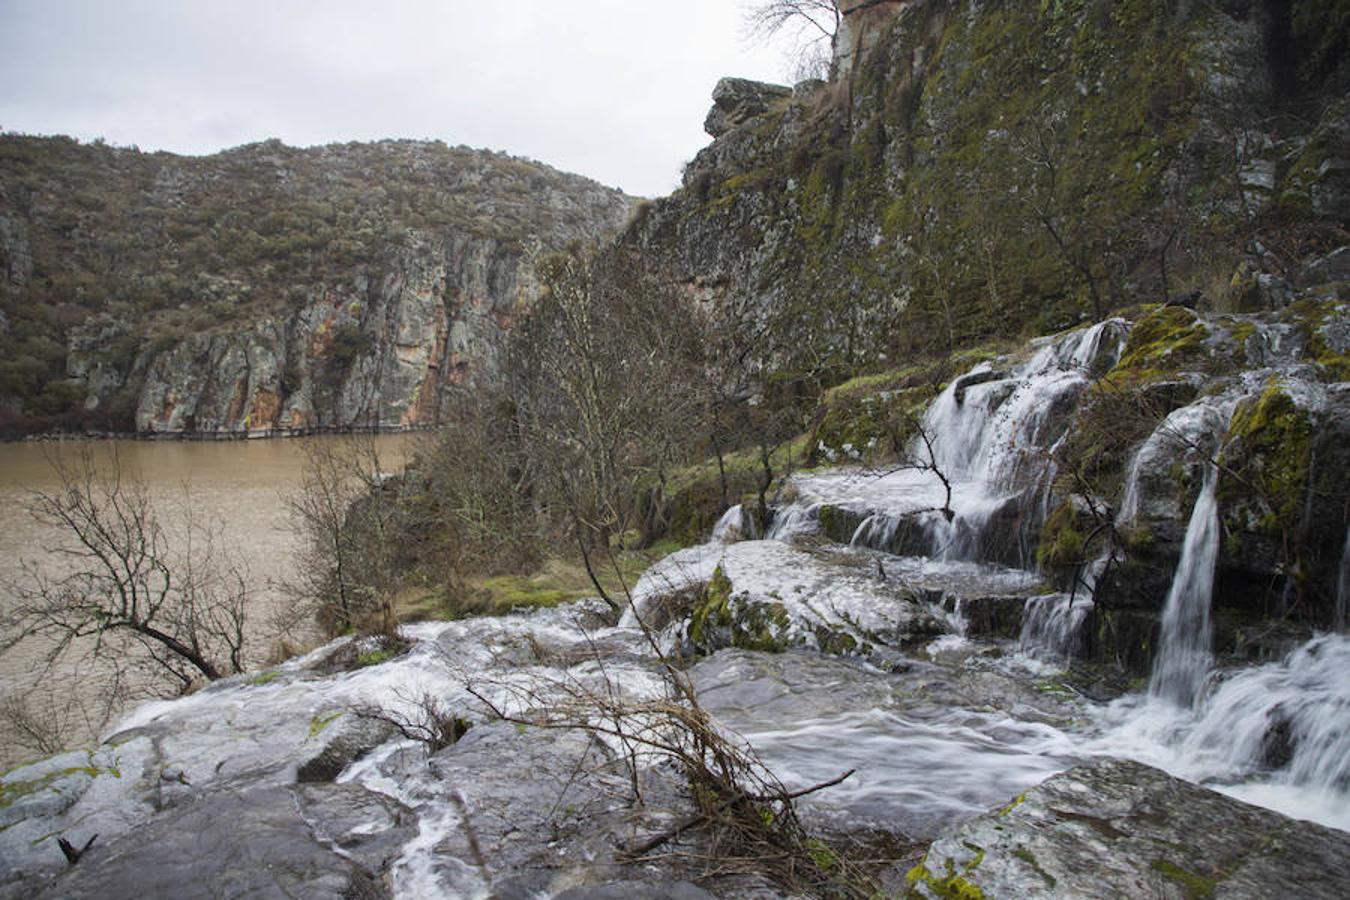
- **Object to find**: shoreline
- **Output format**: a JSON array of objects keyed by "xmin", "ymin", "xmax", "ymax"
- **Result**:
[{"xmin": 10, "ymin": 422, "xmax": 444, "ymax": 443}]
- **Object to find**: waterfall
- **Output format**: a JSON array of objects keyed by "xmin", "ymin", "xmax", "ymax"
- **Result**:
[
  {"xmin": 711, "ymin": 504, "xmax": 745, "ymax": 543},
  {"xmin": 765, "ymin": 502, "xmax": 819, "ymax": 541},
  {"xmin": 1150, "ymin": 463, "xmax": 1221, "ymax": 707},
  {"xmin": 1088, "ymin": 632, "xmax": 1350, "ymax": 831},
  {"xmin": 1019, "ymin": 594, "xmax": 1093, "ymax": 664},
  {"xmin": 794, "ymin": 319, "xmax": 1128, "ymax": 567},
  {"xmin": 1117, "ymin": 447, "xmax": 1144, "ymax": 527},
  {"xmin": 1182, "ymin": 635, "xmax": 1350, "ymax": 799},
  {"xmin": 849, "ymin": 512, "xmax": 901, "ymax": 552}
]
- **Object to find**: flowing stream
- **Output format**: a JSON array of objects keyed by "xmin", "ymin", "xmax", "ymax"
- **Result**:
[{"xmin": 2, "ymin": 318, "xmax": 1347, "ymax": 896}]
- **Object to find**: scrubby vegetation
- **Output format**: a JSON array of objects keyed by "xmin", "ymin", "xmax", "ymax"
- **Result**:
[{"xmin": 0, "ymin": 136, "xmax": 626, "ymax": 434}]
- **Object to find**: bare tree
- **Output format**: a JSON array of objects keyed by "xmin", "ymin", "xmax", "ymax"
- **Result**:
[
  {"xmin": 284, "ymin": 435, "xmax": 397, "ymax": 635},
  {"xmin": 354, "ymin": 687, "xmax": 471, "ymax": 752},
  {"xmin": 1, "ymin": 446, "xmax": 251, "ymax": 694},
  {"xmin": 414, "ymin": 389, "xmax": 539, "ymax": 574},
  {"xmin": 510, "ymin": 246, "xmax": 706, "ymax": 616},
  {"xmin": 0, "ymin": 686, "xmax": 107, "ymax": 759},
  {"xmin": 436, "ymin": 582, "xmax": 874, "ymax": 896},
  {"xmin": 743, "ymin": 0, "xmax": 843, "ymax": 81}
]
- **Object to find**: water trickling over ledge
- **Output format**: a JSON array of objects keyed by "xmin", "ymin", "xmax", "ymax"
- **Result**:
[{"xmin": 1150, "ymin": 450, "xmax": 1223, "ymax": 707}]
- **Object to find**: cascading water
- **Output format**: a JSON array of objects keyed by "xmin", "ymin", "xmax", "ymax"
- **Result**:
[
  {"xmin": 1018, "ymin": 593, "xmax": 1093, "ymax": 664},
  {"xmin": 710, "ymin": 504, "xmax": 745, "ymax": 543},
  {"xmin": 764, "ymin": 502, "xmax": 819, "ymax": 541},
  {"xmin": 791, "ymin": 319, "xmax": 1128, "ymax": 567},
  {"xmin": 1149, "ymin": 462, "xmax": 1222, "ymax": 707},
  {"xmin": 1089, "ymin": 633, "xmax": 1350, "ymax": 832}
]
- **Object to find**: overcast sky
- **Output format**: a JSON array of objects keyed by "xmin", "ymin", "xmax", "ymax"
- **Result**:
[{"xmin": 0, "ymin": 1, "xmax": 811, "ymax": 197}]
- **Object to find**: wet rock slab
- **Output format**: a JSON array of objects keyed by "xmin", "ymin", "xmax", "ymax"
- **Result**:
[
  {"xmin": 693, "ymin": 650, "xmax": 1080, "ymax": 840},
  {"xmin": 18, "ymin": 784, "xmax": 409, "ymax": 900},
  {"xmin": 911, "ymin": 758, "xmax": 1350, "ymax": 899}
]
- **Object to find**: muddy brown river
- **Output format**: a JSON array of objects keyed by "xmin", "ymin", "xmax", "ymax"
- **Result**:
[{"xmin": 0, "ymin": 434, "xmax": 417, "ymax": 767}]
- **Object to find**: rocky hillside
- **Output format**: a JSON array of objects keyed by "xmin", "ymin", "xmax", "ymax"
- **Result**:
[
  {"xmin": 627, "ymin": 0, "xmax": 1348, "ymax": 375},
  {"xmin": 600, "ymin": 0, "xmax": 1350, "ymax": 650},
  {"xmin": 0, "ymin": 137, "xmax": 634, "ymax": 436}
]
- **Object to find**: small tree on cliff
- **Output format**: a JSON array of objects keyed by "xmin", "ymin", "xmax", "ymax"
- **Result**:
[
  {"xmin": 743, "ymin": 0, "xmax": 842, "ymax": 80},
  {"xmin": 1, "ymin": 446, "xmax": 251, "ymax": 694}
]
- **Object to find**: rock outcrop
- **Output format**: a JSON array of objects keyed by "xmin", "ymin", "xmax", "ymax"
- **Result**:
[
  {"xmin": 911, "ymin": 758, "xmax": 1350, "ymax": 899},
  {"xmin": 703, "ymin": 78, "xmax": 792, "ymax": 139}
]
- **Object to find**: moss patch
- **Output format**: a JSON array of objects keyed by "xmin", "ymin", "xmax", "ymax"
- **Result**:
[
  {"xmin": 0, "ymin": 759, "xmax": 119, "ymax": 809},
  {"xmin": 1151, "ymin": 858, "xmax": 1217, "ymax": 899},
  {"xmin": 308, "ymin": 712, "xmax": 343, "ymax": 739},
  {"xmin": 689, "ymin": 565, "xmax": 733, "ymax": 649},
  {"xmin": 1218, "ymin": 380, "xmax": 1312, "ymax": 539},
  {"xmin": 688, "ymin": 565, "xmax": 792, "ymax": 653},
  {"xmin": 1281, "ymin": 298, "xmax": 1350, "ymax": 382},
  {"xmin": 997, "ymin": 791, "xmax": 1028, "ymax": 818},
  {"xmin": 906, "ymin": 852, "xmax": 986, "ymax": 899},
  {"xmin": 1013, "ymin": 846, "xmax": 1058, "ymax": 888},
  {"xmin": 1037, "ymin": 500, "xmax": 1085, "ymax": 572},
  {"xmin": 1109, "ymin": 306, "xmax": 1210, "ymax": 385}
]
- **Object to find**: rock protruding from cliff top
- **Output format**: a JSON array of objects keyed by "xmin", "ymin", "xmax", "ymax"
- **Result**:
[
  {"xmin": 703, "ymin": 78, "xmax": 791, "ymax": 138},
  {"xmin": 910, "ymin": 758, "xmax": 1350, "ymax": 899}
]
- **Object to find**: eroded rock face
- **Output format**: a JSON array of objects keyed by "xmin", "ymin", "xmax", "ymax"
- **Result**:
[
  {"xmin": 911, "ymin": 758, "xmax": 1350, "ymax": 899},
  {"xmin": 125, "ymin": 229, "xmax": 627, "ymax": 435}
]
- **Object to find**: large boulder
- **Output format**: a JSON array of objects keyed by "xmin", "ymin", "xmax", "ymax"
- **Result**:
[{"xmin": 910, "ymin": 758, "xmax": 1350, "ymax": 899}]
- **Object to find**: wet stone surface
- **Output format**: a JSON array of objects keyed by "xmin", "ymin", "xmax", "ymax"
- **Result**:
[
  {"xmin": 19, "ymin": 784, "xmax": 406, "ymax": 900},
  {"xmin": 914, "ymin": 758, "xmax": 1350, "ymax": 899}
]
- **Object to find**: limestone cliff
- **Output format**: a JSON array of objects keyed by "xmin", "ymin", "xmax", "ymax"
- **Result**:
[{"xmin": 0, "ymin": 138, "xmax": 634, "ymax": 436}]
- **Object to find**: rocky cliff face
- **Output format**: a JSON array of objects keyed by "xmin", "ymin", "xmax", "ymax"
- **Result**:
[
  {"xmin": 127, "ymin": 230, "xmax": 539, "ymax": 435},
  {"xmin": 626, "ymin": 0, "xmax": 1349, "ymax": 376},
  {"xmin": 617, "ymin": 0, "xmax": 1350, "ymax": 657},
  {"xmin": 0, "ymin": 138, "xmax": 634, "ymax": 436}
]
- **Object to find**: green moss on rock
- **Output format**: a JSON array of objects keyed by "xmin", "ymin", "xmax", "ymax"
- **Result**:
[
  {"xmin": 1037, "ymin": 500, "xmax": 1085, "ymax": 572},
  {"xmin": 1150, "ymin": 858, "xmax": 1217, "ymax": 899},
  {"xmin": 0, "ymin": 759, "xmax": 119, "ymax": 809},
  {"xmin": 688, "ymin": 565, "xmax": 793, "ymax": 653},
  {"xmin": 1110, "ymin": 306, "xmax": 1210, "ymax": 384},
  {"xmin": 689, "ymin": 565, "xmax": 733, "ymax": 649},
  {"xmin": 1218, "ymin": 381, "xmax": 1312, "ymax": 539},
  {"xmin": 906, "ymin": 853, "xmax": 987, "ymax": 900}
]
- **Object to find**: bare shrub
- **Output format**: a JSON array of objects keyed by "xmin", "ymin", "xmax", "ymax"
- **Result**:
[
  {"xmin": 2, "ymin": 445, "xmax": 252, "ymax": 693},
  {"xmin": 353, "ymin": 687, "xmax": 471, "ymax": 753}
]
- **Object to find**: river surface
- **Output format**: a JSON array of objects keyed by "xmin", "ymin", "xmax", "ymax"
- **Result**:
[{"xmin": 0, "ymin": 434, "xmax": 418, "ymax": 767}]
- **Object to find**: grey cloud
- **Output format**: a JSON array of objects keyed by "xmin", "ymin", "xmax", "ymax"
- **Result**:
[{"xmin": 0, "ymin": 0, "xmax": 796, "ymax": 196}]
